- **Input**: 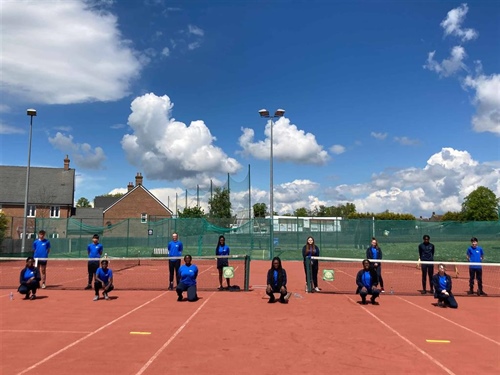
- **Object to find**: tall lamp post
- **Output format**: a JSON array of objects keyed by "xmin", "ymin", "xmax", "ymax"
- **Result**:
[
  {"xmin": 258, "ymin": 108, "xmax": 285, "ymax": 259},
  {"xmin": 21, "ymin": 109, "xmax": 37, "ymax": 253}
]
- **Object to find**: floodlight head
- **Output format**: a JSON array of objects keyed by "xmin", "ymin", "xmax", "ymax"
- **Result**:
[
  {"xmin": 258, "ymin": 109, "xmax": 270, "ymax": 118},
  {"xmin": 274, "ymin": 109, "xmax": 285, "ymax": 117},
  {"xmin": 27, "ymin": 109, "xmax": 37, "ymax": 116}
]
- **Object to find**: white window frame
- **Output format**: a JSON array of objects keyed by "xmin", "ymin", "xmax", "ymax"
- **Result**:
[
  {"xmin": 50, "ymin": 205, "xmax": 60, "ymax": 218},
  {"xmin": 27, "ymin": 205, "xmax": 36, "ymax": 217},
  {"xmin": 141, "ymin": 213, "xmax": 148, "ymax": 223},
  {"xmin": 49, "ymin": 233, "xmax": 59, "ymax": 238}
]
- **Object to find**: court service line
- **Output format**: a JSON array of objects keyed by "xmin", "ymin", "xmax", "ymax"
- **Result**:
[
  {"xmin": 345, "ymin": 295, "xmax": 456, "ymax": 375},
  {"xmin": 2, "ymin": 329, "xmax": 91, "ymax": 334},
  {"xmin": 136, "ymin": 292, "xmax": 215, "ymax": 375},
  {"xmin": 397, "ymin": 296, "xmax": 500, "ymax": 346},
  {"xmin": 16, "ymin": 292, "xmax": 168, "ymax": 375}
]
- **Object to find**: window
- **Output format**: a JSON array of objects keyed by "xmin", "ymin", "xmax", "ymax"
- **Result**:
[
  {"xmin": 20, "ymin": 233, "xmax": 35, "ymax": 239},
  {"xmin": 50, "ymin": 206, "xmax": 60, "ymax": 218},
  {"xmin": 49, "ymin": 233, "xmax": 59, "ymax": 238},
  {"xmin": 141, "ymin": 213, "xmax": 148, "ymax": 223},
  {"xmin": 27, "ymin": 205, "xmax": 36, "ymax": 217}
]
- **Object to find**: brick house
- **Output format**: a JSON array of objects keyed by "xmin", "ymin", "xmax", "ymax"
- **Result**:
[{"xmin": 0, "ymin": 156, "xmax": 75, "ymax": 239}]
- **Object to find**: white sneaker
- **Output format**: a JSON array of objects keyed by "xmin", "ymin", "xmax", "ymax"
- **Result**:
[
  {"xmin": 41, "ymin": 283, "xmax": 46, "ymax": 289},
  {"xmin": 314, "ymin": 287, "xmax": 321, "ymax": 292},
  {"xmin": 104, "ymin": 292, "xmax": 109, "ymax": 300},
  {"xmin": 305, "ymin": 284, "xmax": 308, "ymax": 292},
  {"xmin": 93, "ymin": 295, "xmax": 99, "ymax": 301}
]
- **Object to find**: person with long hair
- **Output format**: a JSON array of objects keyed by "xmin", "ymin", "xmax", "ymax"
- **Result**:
[
  {"xmin": 366, "ymin": 237, "xmax": 384, "ymax": 292},
  {"xmin": 302, "ymin": 236, "xmax": 320, "ymax": 292},
  {"xmin": 432, "ymin": 263, "xmax": 458, "ymax": 308},
  {"xmin": 266, "ymin": 257, "xmax": 288, "ymax": 304},
  {"xmin": 215, "ymin": 235, "xmax": 231, "ymax": 290}
]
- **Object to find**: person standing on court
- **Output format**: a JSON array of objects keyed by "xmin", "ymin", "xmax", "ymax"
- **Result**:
[
  {"xmin": 266, "ymin": 256, "xmax": 289, "ymax": 303},
  {"xmin": 355, "ymin": 259, "xmax": 381, "ymax": 305},
  {"xmin": 176, "ymin": 255, "xmax": 199, "ymax": 302},
  {"xmin": 167, "ymin": 232, "xmax": 183, "ymax": 290},
  {"xmin": 18, "ymin": 256, "xmax": 41, "ymax": 300},
  {"xmin": 85, "ymin": 234, "xmax": 103, "ymax": 290},
  {"xmin": 418, "ymin": 234, "xmax": 435, "ymax": 294},
  {"xmin": 94, "ymin": 259, "xmax": 114, "ymax": 301},
  {"xmin": 366, "ymin": 237, "xmax": 384, "ymax": 292},
  {"xmin": 32, "ymin": 230, "xmax": 50, "ymax": 289},
  {"xmin": 302, "ymin": 236, "xmax": 320, "ymax": 292},
  {"xmin": 467, "ymin": 237, "xmax": 487, "ymax": 296},
  {"xmin": 432, "ymin": 264, "xmax": 458, "ymax": 308},
  {"xmin": 215, "ymin": 235, "xmax": 231, "ymax": 290}
]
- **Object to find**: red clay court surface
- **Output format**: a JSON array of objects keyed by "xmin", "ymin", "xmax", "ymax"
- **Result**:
[{"xmin": 1, "ymin": 260, "xmax": 499, "ymax": 375}]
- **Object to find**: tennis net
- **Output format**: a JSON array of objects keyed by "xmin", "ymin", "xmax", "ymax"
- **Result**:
[
  {"xmin": 0, "ymin": 255, "xmax": 250, "ymax": 291},
  {"xmin": 306, "ymin": 257, "xmax": 500, "ymax": 296}
]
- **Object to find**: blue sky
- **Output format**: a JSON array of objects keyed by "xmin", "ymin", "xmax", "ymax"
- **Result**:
[{"xmin": 1, "ymin": 0, "xmax": 499, "ymax": 217}]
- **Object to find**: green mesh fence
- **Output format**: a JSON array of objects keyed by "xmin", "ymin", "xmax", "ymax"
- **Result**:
[{"xmin": 2, "ymin": 217, "xmax": 499, "ymax": 262}]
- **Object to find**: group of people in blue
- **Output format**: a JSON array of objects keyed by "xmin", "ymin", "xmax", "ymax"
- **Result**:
[{"xmin": 18, "ymin": 230, "xmax": 487, "ymax": 308}]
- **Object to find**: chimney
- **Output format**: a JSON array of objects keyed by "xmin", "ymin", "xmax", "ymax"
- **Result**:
[
  {"xmin": 127, "ymin": 182, "xmax": 134, "ymax": 192},
  {"xmin": 135, "ymin": 172, "xmax": 143, "ymax": 186},
  {"xmin": 64, "ymin": 155, "xmax": 70, "ymax": 171}
]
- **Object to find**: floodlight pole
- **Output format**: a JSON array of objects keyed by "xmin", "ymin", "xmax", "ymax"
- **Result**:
[
  {"xmin": 22, "ymin": 109, "xmax": 37, "ymax": 253},
  {"xmin": 258, "ymin": 108, "xmax": 285, "ymax": 260}
]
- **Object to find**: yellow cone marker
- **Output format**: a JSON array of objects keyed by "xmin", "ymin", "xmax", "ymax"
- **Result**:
[
  {"xmin": 130, "ymin": 332, "xmax": 152, "ymax": 335},
  {"xmin": 426, "ymin": 339, "xmax": 450, "ymax": 343}
]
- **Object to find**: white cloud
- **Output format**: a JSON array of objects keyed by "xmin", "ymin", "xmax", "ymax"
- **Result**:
[
  {"xmin": 440, "ymin": 3, "xmax": 478, "ymax": 42},
  {"xmin": 463, "ymin": 74, "xmax": 500, "ymax": 135},
  {"xmin": 188, "ymin": 25, "xmax": 204, "ymax": 37},
  {"xmin": 161, "ymin": 47, "xmax": 171, "ymax": 57},
  {"xmin": 424, "ymin": 46, "xmax": 467, "ymax": 77},
  {"xmin": 371, "ymin": 132, "xmax": 387, "ymax": 140},
  {"xmin": 48, "ymin": 132, "xmax": 106, "ymax": 169},
  {"xmin": 0, "ymin": 1, "xmax": 142, "ymax": 105},
  {"xmin": 393, "ymin": 136, "xmax": 419, "ymax": 146},
  {"xmin": 330, "ymin": 145, "xmax": 346, "ymax": 155},
  {"xmin": 0, "ymin": 122, "xmax": 24, "ymax": 135},
  {"xmin": 121, "ymin": 93, "xmax": 242, "ymax": 182},
  {"xmin": 239, "ymin": 117, "xmax": 330, "ymax": 165},
  {"xmin": 0, "ymin": 104, "xmax": 11, "ymax": 113},
  {"xmin": 188, "ymin": 41, "xmax": 201, "ymax": 50}
]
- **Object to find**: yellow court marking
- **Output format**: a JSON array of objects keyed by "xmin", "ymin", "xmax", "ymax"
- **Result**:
[
  {"xmin": 130, "ymin": 332, "xmax": 152, "ymax": 335},
  {"xmin": 426, "ymin": 339, "xmax": 450, "ymax": 343}
]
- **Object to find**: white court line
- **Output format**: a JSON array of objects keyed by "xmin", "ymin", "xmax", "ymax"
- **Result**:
[
  {"xmin": 397, "ymin": 296, "xmax": 500, "ymax": 346},
  {"xmin": 17, "ymin": 292, "xmax": 168, "ymax": 375},
  {"xmin": 345, "ymin": 295, "xmax": 456, "ymax": 375},
  {"xmin": 2, "ymin": 329, "xmax": 91, "ymax": 334},
  {"xmin": 136, "ymin": 292, "xmax": 215, "ymax": 375}
]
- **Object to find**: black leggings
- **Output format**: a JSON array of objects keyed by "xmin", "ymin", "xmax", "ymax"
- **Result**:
[
  {"xmin": 469, "ymin": 269, "xmax": 483, "ymax": 290},
  {"xmin": 303, "ymin": 260, "xmax": 319, "ymax": 288},
  {"xmin": 374, "ymin": 265, "xmax": 384, "ymax": 288},
  {"xmin": 169, "ymin": 260, "xmax": 181, "ymax": 284},
  {"xmin": 88, "ymin": 261, "xmax": 99, "ymax": 285},
  {"xmin": 421, "ymin": 264, "xmax": 434, "ymax": 290},
  {"xmin": 94, "ymin": 281, "xmax": 114, "ymax": 295}
]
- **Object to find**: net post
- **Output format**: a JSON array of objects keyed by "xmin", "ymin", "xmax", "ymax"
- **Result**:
[
  {"xmin": 305, "ymin": 258, "xmax": 312, "ymax": 293},
  {"xmin": 244, "ymin": 255, "xmax": 250, "ymax": 291}
]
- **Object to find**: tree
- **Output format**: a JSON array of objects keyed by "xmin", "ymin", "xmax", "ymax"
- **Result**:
[
  {"xmin": 178, "ymin": 206, "xmax": 205, "ymax": 218},
  {"xmin": 0, "ymin": 212, "xmax": 9, "ymax": 243},
  {"xmin": 253, "ymin": 203, "xmax": 267, "ymax": 218},
  {"xmin": 76, "ymin": 197, "xmax": 91, "ymax": 208},
  {"xmin": 441, "ymin": 211, "xmax": 464, "ymax": 222},
  {"xmin": 208, "ymin": 187, "xmax": 233, "ymax": 227},
  {"xmin": 98, "ymin": 193, "xmax": 125, "ymax": 198},
  {"xmin": 293, "ymin": 207, "xmax": 308, "ymax": 217},
  {"xmin": 461, "ymin": 186, "xmax": 499, "ymax": 221}
]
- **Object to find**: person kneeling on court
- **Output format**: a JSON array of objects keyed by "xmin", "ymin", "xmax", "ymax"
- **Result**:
[
  {"xmin": 94, "ymin": 259, "xmax": 114, "ymax": 301},
  {"xmin": 176, "ymin": 255, "xmax": 199, "ymax": 302},
  {"xmin": 18, "ymin": 256, "xmax": 41, "ymax": 300},
  {"xmin": 266, "ymin": 256, "xmax": 289, "ymax": 304},
  {"xmin": 432, "ymin": 264, "xmax": 458, "ymax": 309},
  {"xmin": 356, "ymin": 259, "xmax": 381, "ymax": 305}
]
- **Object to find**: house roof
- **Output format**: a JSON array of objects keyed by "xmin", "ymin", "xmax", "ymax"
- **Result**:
[
  {"xmin": 94, "ymin": 196, "xmax": 120, "ymax": 209},
  {"xmin": 72, "ymin": 207, "xmax": 104, "ymax": 228},
  {"xmin": 103, "ymin": 184, "xmax": 173, "ymax": 215},
  {"xmin": 0, "ymin": 165, "xmax": 75, "ymax": 205}
]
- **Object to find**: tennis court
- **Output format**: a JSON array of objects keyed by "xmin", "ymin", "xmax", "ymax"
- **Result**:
[{"xmin": 1, "ymin": 260, "xmax": 499, "ymax": 374}]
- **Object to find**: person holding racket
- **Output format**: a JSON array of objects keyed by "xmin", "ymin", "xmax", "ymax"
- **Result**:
[
  {"xmin": 266, "ymin": 256, "xmax": 289, "ymax": 304},
  {"xmin": 302, "ymin": 236, "xmax": 320, "ymax": 292},
  {"xmin": 432, "ymin": 263, "xmax": 458, "ymax": 308},
  {"xmin": 85, "ymin": 234, "xmax": 103, "ymax": 290},
  {"xmin": 418, "ymin": 234, "xmax": 435, "ymax": 294},
  {"xmin": 167, "ymin": 232, "xmax": 183, "ymax": 291},
  {"xmin": 366, "ymin": 237, "xmax": 384, "ymax": 292},
  {"xmin": 94, "ymin": 259, "xmax": 114, "ymax": 301},
  {"xmin": 355, "ymin": 259, "xmax": 381, "ymax": 305},
  {"xmin": 32, "ymin": 230, "xmax": 50, "ymax": 289},
  {"xmin": 215, "ymin": 235, "xmax": 231, "ymax": 290},
  {"xmin": 176, "ymin": 255, "xmax": 199, "ymax": 302},
  {"xmin": 18, "ymin": 256, "xmax": 41, "ymax": 300}
]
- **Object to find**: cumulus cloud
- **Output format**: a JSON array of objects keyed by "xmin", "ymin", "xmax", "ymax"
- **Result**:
[
  {"xmin": 0, "ymin": 1, "xmax": 142, "ymax": 105},
  {"xmin": 371, "ymin": 132, "xmax": 387, "ymax": 140},
  {"xmin": 48, "ymin": 132, "xmax": 106, "ymax": 169},
  {"xmin": 0, "ymin": 122, "xmax": 24, "ymax": 135},
  {"xmin": 121, "ymin": 93, "xmax": 242, "ymax": 183},
  {"xmin": 188, "ymin": 25, "xmax": 204, "ymax": 37},
  {"xmin": 161, "ymin": 47, "xmax": 171, "ymax": 57},
  {"xmin": 463, "ymin": 73, "xmax": 500, "ymax": 135},
  {"xmin": 424, "ymin": 46, "xmax": 467, "ymax": 77},
  {"xmin": 239, "ymin": 117, "xmax": 330, "ymax": 165},
  {"xmin": 330, "ymin": 145, "xmax": 346, "ymax": 155},
  {"xmin": 440, "ymin": 3, "xmax": 478, "ymax": 42},
  {"xmin": 393, "ymin": 136, "xmax": 419, "ymax": 146}
]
